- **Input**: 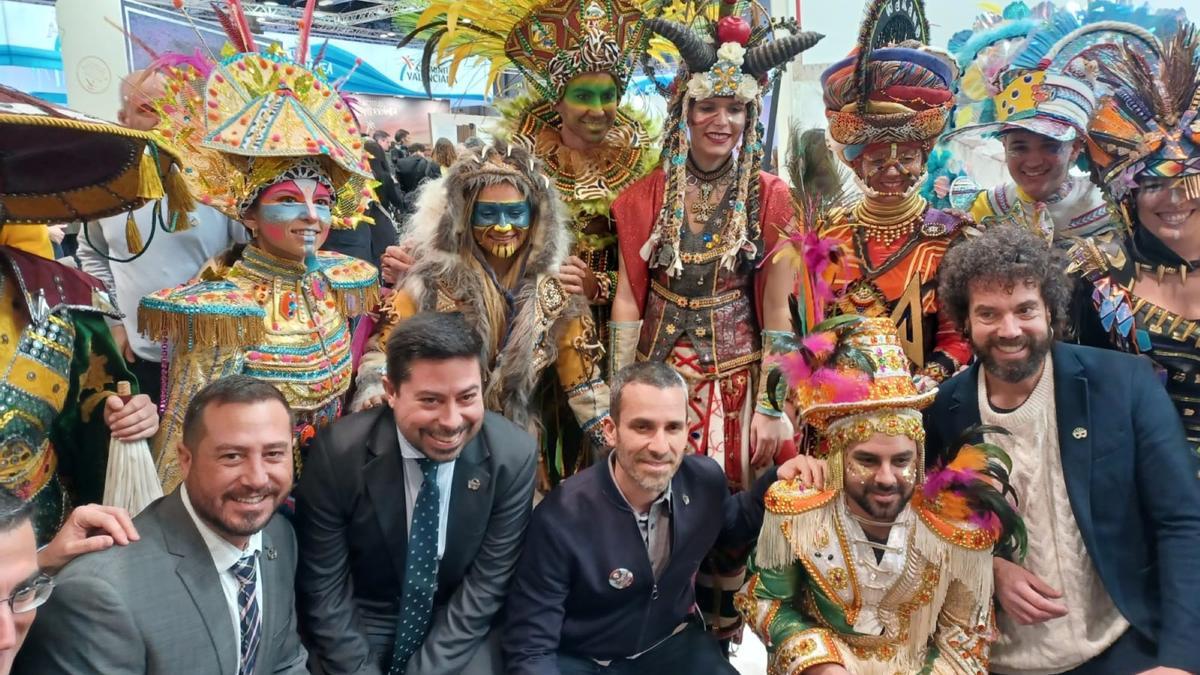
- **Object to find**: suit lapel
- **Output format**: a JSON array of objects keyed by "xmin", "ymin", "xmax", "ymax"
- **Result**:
[
  {"xmin": 162, "ymin": 492, "xmax": 239, "ymax": 675},
  {"xmin": 257, "ymin": 526, "xmax": 281, "ymax": 670},
  {"xmin": 441, "ymin": 433, "xmax": 490, "ymax": 583},
  {"xmin": 363, "ymin": 410, "xmax": 410, "ymax": 586},
  {"xmin": 1051, "ymin": 345, "xmax": 1099, "ymax": 558},
  {"xmin": 945, "ymin": 363, "xmax": 984, "ymax": 454}
]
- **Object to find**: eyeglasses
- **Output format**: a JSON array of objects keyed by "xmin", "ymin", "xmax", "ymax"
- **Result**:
[{"xmin": 0, "ymin": 574, "xmax": 54, "ymax": 614}]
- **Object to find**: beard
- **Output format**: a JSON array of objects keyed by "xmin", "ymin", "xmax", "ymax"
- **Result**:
[
  {"xmin": 848, "ymin": 482, "xmax": 912, "ymax": 521},
  {"xmin": 192, "ymin": 484, "xmax": 286, "ymax": 540},
  {"xmin": 973, "ymin": 330, "xmax": 1053, "ymax": 384},
  {"xmin": 614, "ymin": 447, "xmax": 681, "ymax": 496}
]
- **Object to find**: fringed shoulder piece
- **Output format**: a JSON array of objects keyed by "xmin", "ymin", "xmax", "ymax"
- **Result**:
[
  {"xmin": 1064, "ymin": 234, "xmax": 1133, "ymax": 286},
  {"xmin": 756, "ymin": 481, "xmax": 837, "ymax": 570},
  {"xmin": 912, "ymin": 502, "xmax": 998, "ymax": 551},
  {"xmin": 316, "ymin": 251, "xmax": 381, "ymax": 318},
  {"xmin": 138, "ymin": 279, "xmax": 265, "ymax": 351}
]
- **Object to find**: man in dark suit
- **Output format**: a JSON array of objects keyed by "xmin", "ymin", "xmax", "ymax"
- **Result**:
[
  {"xmin": 503, "ymin": 361, "xmax": 815, "ymax": 675},
  {"xmin": 926, "ymin": 224, "xmax": 1200, "ymax": 675},
  {"xmin": 296, "ymin": 311, "xmax": 536, "ymax": 675},
  {"xmin": 393, "ymin": 143, "xmax": 441, "ymax": 217},
  {"xmin": 17, "ymin": 375, "xmax": 308, "ymax": 674}
]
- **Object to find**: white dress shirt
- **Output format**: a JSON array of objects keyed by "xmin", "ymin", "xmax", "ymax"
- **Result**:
[
  {"xmin": 396, "ymin": 428, "xmax": 456, "ymax": 559},
  {"xmin": 180, "ymin": 483, "xmax": 264, "ymax": 668}
]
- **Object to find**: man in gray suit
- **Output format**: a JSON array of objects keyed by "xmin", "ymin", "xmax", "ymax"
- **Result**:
[
  {"xmin": 16, "ymin": 375, "xmax": 308, "ymax": 675},
  {"xmin": 295, "ymin": 311, "xmax": 537, "ymax": 675}
]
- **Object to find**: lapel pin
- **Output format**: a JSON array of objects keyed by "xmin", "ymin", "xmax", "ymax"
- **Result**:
[
  {"xmin": 608, "ymin": 568, "xmax": 634, "ymax": 590},
  {"xmin": 682, "ymin": 494, "xmax": 690, "ymax": 506},
  {"xmin": 467, "ymin": 478, "xmax": 481, "ymax": 491},
  {"xmin": 1072, "ymin": 427, "xmax": 1088, "ymax": 440},
  {"xmin": 265, "ymin": 547, "xmax": 277, "ymax": 561}
]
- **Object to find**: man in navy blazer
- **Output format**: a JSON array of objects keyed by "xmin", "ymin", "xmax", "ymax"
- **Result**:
[
  {"xmin": 503, "ymin": 362, "xmax": 814, "ymax": 675},
  {"xmin": 926, "ymin": 224, "xmax": 1200, "ymax": 675}
]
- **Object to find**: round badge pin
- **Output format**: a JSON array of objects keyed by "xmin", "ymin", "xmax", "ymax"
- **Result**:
[{"xmin": 608, "ymin": 568, "xmax": 634, "ymax": 590}]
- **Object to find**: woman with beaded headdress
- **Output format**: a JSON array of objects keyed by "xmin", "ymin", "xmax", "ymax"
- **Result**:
[
  {"xmin": 1065, "ymin": 24, "xmax": 1200, "ymax": 447},
  {"xmin": 390, "ymin": 0, "xmax": 659, "ymax": 340},
  {"xmin": 137, "ymin": 1, "xmax": 380, "ymax": 491},
  {"xmin": 816, "ymin": 0, "xmax": 971, "ymax": 386},
  {"xmin": 609, "ymin": 0, "xmax": 823, "ymax": 643}
]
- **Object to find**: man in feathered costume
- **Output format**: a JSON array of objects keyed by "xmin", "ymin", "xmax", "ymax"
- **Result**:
[
  {"xmin": 737, "ymin": 317, "xmax": 1025, "ymax": 674},
  {"xmin": 393, "ymin": 0, "xmax": 659, "ymax": 335},
  {"xmin": 352, "ymin": 140, "xmax": 609, "ymax": 490},
  {"xmin": 1066, "ymin": 24, "xmax": 1200, "ymax": 447},
  {"xmin": 138, "ymin": 0, "xmax": 380, "ymax": 490},
  {"xmin": 609, "ymin": 0, "xmax": 823, "ymax": 644},
  {"xmin": 944, "ymin": 6, "xmax": 1118, "ymax": 247},
  {"xmin": 0, "ymin": 85, "xmax": 171, "ymax": 541},
  {"xmin": 817, "ymin": 0, "xmax": 972, "ymax": 384}
]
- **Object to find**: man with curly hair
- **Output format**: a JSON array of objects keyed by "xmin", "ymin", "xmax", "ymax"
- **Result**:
[{"xmin": 925, "ymin": 223, "xmax": 1200, "ymax": 674}]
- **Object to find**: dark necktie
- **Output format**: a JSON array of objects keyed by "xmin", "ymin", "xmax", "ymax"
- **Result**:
[
  {"xmin": 230, "ymin": 554, "xmax": 260, "ymax": 675},
  {"xmin": 389, "ymin": 458, "xmax": 441, "ymax": 674}
]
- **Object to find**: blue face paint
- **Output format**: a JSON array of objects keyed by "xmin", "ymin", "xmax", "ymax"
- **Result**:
[
  {"xmin": 471, "ymin": 200, "xmax": 532, "ymax": 230},
  {"xmin": 258, "ymin": 202, "xmax": 333, "ymax": 224}
]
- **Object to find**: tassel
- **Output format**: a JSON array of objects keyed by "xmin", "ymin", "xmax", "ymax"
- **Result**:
[
  {"xmin": 165, "ymin": 167, "xmax": 195, "ymax": 232},
  {"xmin": 125, "ymin": 210, "xmax": 145, "ymax": 255},
  {"xmin": 137, "ymin": 151, "xmax": 165, "ymax": 200}
]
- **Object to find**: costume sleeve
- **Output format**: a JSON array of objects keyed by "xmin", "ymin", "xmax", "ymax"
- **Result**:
[
  {"xmin": 737, "ymin": 552, "xmax": 844, "ymax": 674},
  {"xmin": 151, "ymin": 343, "xmax": 245, "ymax": 492},
  {"xmin": 924, "ymin": 308, "xmax": 971, "ymax": 382},
  {"xmin": 554, "ymin": 312, "xmax": 610, "ymax": 448},
  {"xmin": 50, "ymin": 312, "xmax": 137, "ymax": 507},
  {"xmin": 927, "ymin": 577, "xmax": 993, "ymax": 673},
  {"xmin": 351, "ymin": 289, "xmax": 417, "ymax": 412},
  {"xmin": 1129, "ymin": 355, "xmax": 1200, "ymax": 672}
]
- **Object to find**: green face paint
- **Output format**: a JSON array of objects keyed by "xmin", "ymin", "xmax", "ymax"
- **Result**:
[{"xmin": 556, "ymin": 73, "xmax": 620, "ymax": 146}]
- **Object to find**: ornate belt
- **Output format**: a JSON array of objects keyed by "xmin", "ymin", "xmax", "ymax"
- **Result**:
[{"xmin": 651, "ymin": 281, "xmax": 743, "ymax": 310}]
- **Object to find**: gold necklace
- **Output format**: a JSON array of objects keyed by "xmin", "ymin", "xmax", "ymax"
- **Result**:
[{"xmin": 853, "ymin": 192, "xmax": 928, "ymax": 246}]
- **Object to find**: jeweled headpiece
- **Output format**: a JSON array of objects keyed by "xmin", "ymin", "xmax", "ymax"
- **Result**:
[
  {"xmin": 821, "ymin": 0, "xmax": 957, "ymax": 162},
  {"xmin": 149, "ymin": 0, "xmax": 373, "ymax": 227},
  {"xmin": 1087, "ymin": 25, "xmax": 1200, "ymax": 202},
  {"xmin": 397, "ymin": 0, "xmax": 650, "ymax": 101}
]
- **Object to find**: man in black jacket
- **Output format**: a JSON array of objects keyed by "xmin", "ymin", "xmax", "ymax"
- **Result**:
[
  {"xmin": 503, "ymin": 362, "xmax": 812, "ymax": 675},
  {"xmin": 295, "ymin": 312, "xmax": 536, "ymax": 675}
]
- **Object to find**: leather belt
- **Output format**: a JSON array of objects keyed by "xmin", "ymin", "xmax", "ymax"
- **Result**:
[{"xmin": 651, "ymin": 281, "xmax": 743, "ymax": 310}]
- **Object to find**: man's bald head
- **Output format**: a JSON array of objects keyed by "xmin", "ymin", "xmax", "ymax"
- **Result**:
[{"xmin": 118, "ymin": 69, "xmax": 167, "ymax": 131}]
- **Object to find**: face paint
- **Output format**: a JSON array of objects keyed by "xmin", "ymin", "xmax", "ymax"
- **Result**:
[
  {"xmin": 247, "ymin": 178, "xmax": 335, "ymax": 262},
  {"xmin": 472, "ymin": 199, "xmax": 532, "ymax": 259},
  {"xmin": 555, "ymin": 73, "xmax": 620, "ymax": 147},
  {"xmin": 858, "ymin": 142, "xmax": 926, "ymax": 195}
]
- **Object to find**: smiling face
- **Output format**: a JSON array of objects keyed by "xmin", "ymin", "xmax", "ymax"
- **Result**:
[
  {"xmin": 554, "ymin": 72, "xmax": 620, "ymax": 149},
  {"xmin": 1136, "ymin": 177, "xmax": 1200, "ymax": 250},
  {"xmin": 855, "ymin": 142, "xmax": 926, "ymax": 198},
  {"xmin": 967, "ymin": 277, "xmax": 1053, "ymax": 384},
  {"xmin": 243, "ymin": 178, "xmax": 334, "ymax": 261},
  {"xmin": 471, "ymin": 182, "xmax": 532, "ymax": 261},
  {"xmin": 178, "ymin": 400, "xmax": 294, "ymax": 549},
  {"xmin": 603, "ymin": 381, "xmax": 688, "ymax": 499},
  {"xmin": 1002, "ymin": 130, "xmax": 1081, "ymax": 202},
  {"xmin": 688, "ymin": 96, "xmax": 747, "ymax": 168},
  {"xmin": 842, "ymin": 432, "xmax": 918, "ymax": 522},
  {"xmin": 384, "ymin": 357, "xmax": 485, "ymax": 462}
]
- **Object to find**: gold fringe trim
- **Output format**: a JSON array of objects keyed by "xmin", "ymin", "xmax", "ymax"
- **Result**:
[
  {"xmin": 137, "ymin": 151, "xmax": 165, "ymax": 200},
  {"xmin": 331, "ymin": 282, "xmax": 380, "ymax": 319},
  {"xmin": 913, "ymin": 519, "xmax": 994, "ymax": 628},
  {"xmin": 137, "ymin": 305, "xmax": 266, "ymax": 350},
  {"xmin": 758, "ymin": 501, "xmax": 835, "ymax": 571}
]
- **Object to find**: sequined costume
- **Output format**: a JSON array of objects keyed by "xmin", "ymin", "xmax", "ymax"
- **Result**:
[
  {"xmin": 0, "ymin": 84, "xmax": 186, "ymax": 541},
  {"xmin": 942, "ymin": 6, "xmax": 1117, "ymax": 246},
  {"xmin": 738, "ymin": 318, "xmax": 1025, "ymax": 675},
  {"xmin": 138, "ymin": 6, "xmax": 378, "ymax": 490},
  {"xmin": 353, "ymin": 141, "xmax": 609, "ymax": 487},
  {"xmin": 1062, "ymin": 26, "xmax": 1200, "ymax": 446},
  {"xmin": 818, "ymin": 0, "xmax": 971, "ymax": 381},
  {"xmin": 613, "ymin": 4, "xmax": 823, "ymax": 642}
]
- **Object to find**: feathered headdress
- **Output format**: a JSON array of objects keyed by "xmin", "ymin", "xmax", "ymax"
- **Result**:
[
  {"xmin": 1088, "ymin": 24, "xmax": 1200, "ymax": 203},
  {"xmin": 637, "ymin": 0, "xmax": 823, "ymax": 278},
  {"xmin": 916, "ymin": 424, "xmax": 1028, "ymax": 561},
  {"xmin": 147, "ymin": 0, "xmax": 374, "ymax": 227},
  {"xmin": 395, "ymin": 0, "xmax": 652, "ymax": 101}
]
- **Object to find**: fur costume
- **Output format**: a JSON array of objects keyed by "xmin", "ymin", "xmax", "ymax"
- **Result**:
[{"xmin": 354, "ymin": 141, "xmax": 609, "ymax": 486}]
